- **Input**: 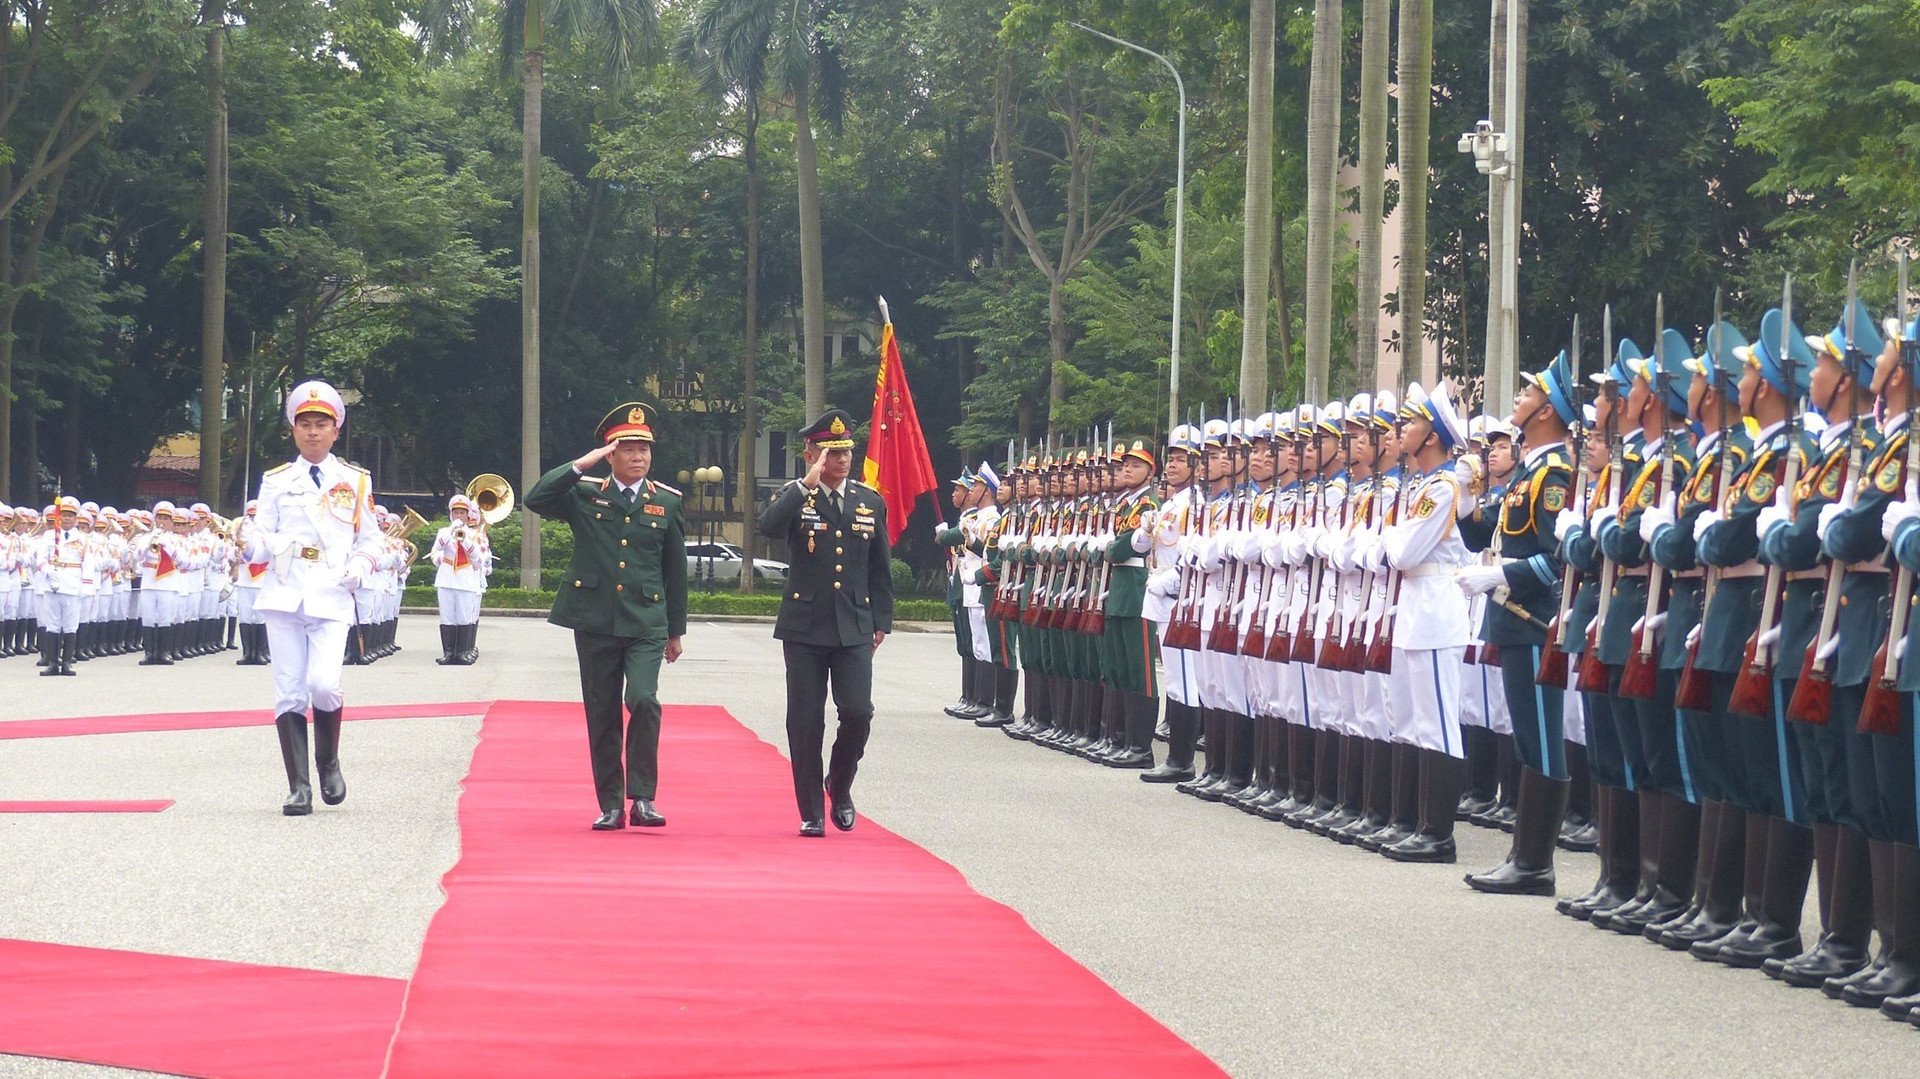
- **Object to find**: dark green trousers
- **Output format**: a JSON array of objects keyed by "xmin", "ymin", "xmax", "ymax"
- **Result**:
[{"xmin": 574, "ymin": 629, "xmax": 666, "ymax": 812}]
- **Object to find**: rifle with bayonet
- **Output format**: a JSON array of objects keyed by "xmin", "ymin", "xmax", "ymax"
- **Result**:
[
  {"xmin": 1621, "ymin": 295, "xmax": 1675, "ymax": 701},
  {"xmin": 1315, "ymin": 402, "xmax": 1357, "ymax": 670},
  {"xmin": 1363, "ymin": 398, "xmax": 1411, "ymax": 675},
  {"xmin": 1580, "ymin": 306, "xmax": 1624, "ymax": 689},
  {"xmin": 1677, "ymin": 294, "xmax": 1736, "ymax": 711},
  {"xmin": 1539, "ymin": 319, "xmax": 1584, "ymax": 688},
  {"xmin": 1862, "ymin": 254, "xmax": 1913, "ymax": 735},
  {"xmin": 1730, "ymin": 276, "xmax": 1805, "ymax": 717},
  {"xmin": 1166, "ymin": 410, "xmax": 1211, "ymax": 650}
]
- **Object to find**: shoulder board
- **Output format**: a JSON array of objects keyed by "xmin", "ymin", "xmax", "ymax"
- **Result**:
[
  {"xmin": 263, "ymin": 462, "xmax": 292, "ymax": 478},
  {"xmin": 1541, "ymin": 451, "xmax": 1571, "ymax": 473},
  {"xmin": 650, "ymin": 480, "xmax": 681, "ymax": 497},
  {"xmin": 339, "ymin": 460, "xmax": 369, "ymax": 475},
  {"xmin": 851, "ymin": 480, "xmax": 878, "ymax": 493}
]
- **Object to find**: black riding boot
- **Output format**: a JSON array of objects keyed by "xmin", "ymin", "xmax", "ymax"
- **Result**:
[
  {"xmin": 1717, "ymin": 816, "xmax": 1813, "ymax": 967},
  {"xmin": 1143, "ymin": 700, "xmax": 1196, "ymax": 781},
  {"xmin": 1362, "ymin": 743, "xmax": 1422, "ymax": 851},
  {"xmin": 1657, "ymin": 800, "xmax": 1744, "ymax": 951},
  {"xmin": 1385, "ymin": 749, "xmax": 1467, "ymax": 863},
  {"xmin": 979, "ymin": 665, "xmax": 1018, "ymax": 727},
  {"xmin": 276, "ymin": 712, "xmax": 312, "ymax": 816},
  {"xmin": 312, "ymin": 708, "xmax": 346, "ymax": 806},
  {"xmin": 1464, "ymin": 767, "xmax": 1569, "ymax": 895},
  {"xmin": 1835, "ymin": 840, "xmax": 1920, "ymax": 1007},
  {"xmin": 1333, "ymin": 738, "xmax": 1396, "ymax": 844},
  {"xmin": 1774, "ymin": 823, "xmax": 1872, "ymax": 987}
]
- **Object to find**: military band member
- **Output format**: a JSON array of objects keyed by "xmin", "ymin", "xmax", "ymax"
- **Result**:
[
  {"xmin": 245, "ymin": 381, "xmax": 384, "ymax": 816},
  {"xmin": 1457, "ymin": 351, "xmax": 1577, "ymax": 895},
  {"xmin": 758, "ymin": 408, "xmax": 895, "ymax": 837},
  {"xmin": 526, "ymin": 400, "xmax": 688, "ymax": 832},
  {"xmin": 31, "ymin": 497, "xmax": 86, "ymax": 676},
  {"xmin": 233, "ymin": 500, "xmax": 271, "ymax": 666},
  {"xmin": 432, "ymin": 494, "xmax": 493, "ymax": 665},
  {"xmin": 0, "ymin": 505, "xmax": 20, "ymax": 657}
]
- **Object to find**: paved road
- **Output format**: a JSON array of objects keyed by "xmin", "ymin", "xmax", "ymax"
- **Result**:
[{"xmin": 3, "ymin": 614, "xmax": 1917, "ymax": 1077}]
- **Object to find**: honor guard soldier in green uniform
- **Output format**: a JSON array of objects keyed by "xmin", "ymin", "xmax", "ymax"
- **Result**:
[
  {"xmin": 758, "ymin": 408, "xmax": 896, "ymax": 838},
  {"xmin": 1457, "ymin": 351, "xmax": 1578, "ymax": 895},
  {"xmin": 525, "ymin": 401, "xmax": 689, "ymax": 832},
  {"xmin": 1095, "ymin": 439, "xmax": 1162, "ymax": 768}
]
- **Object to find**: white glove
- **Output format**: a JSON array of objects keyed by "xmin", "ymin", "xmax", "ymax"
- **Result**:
[
  {"xmin": 1131, "ymin": 527, "xmax": 1153, "ymax": 555},
  {"xmin": 338, "ymin": 564, "xmax": 364, "ymax": 592},
  {"xmin": 1634, "ymin": 611, "xmax": 1667, "ymax": 635},
  {"xmin": 1199, "ymin": 533, "xmax": 1229, "ymax": 571},
  {"xmin": 1259, "ymin": 530, "xmax": 1288, "ymax": 569},
  {"xmin": 1554, "ymin": 507, "xmax": 1583, "ymax": 546},
  {"xmin": 1881, "ymin": 499, "xmax": 1920, "ymax": 544},
  {"xmin": 1456, "ymin": 564, "xmax": 1506, "ymax": 597},
  {"xmin": 1235, "ymin": 531, "xmax": 1262, "ymax": 561},
  {"xmin": 1817, "ymin": 501, "xmax": 1847, "ymax": 543},
  {"xmin": 1685, "ymin": 622, "xmax": 1703, "ymax": 649},
  {"xmin": 1639, "ymin": 497, "xmax": 1677, "ymax": 544},
  {"xmin": 1313, "ymin": 529, "xmax": 1341, "ymax": 561},
  {"xmin": 1355, "ymin": 533, "xmax": 1387, "ymax": 573},
  {"xmin": 1756, "ymin": 504, "xmax": 1790, "ymax": 542},
  {"xmin": 1692, "ymin": 510, "xmax": 1723, "ymax": 542},
  {"xmin": 1816, "ymin": 631, "xmax": 1842, "ymax": 664},
  {"xmin": 1329, "ymin": 536, "xmax": 1357, "ymax": 573},
  {"xmin": 1147, "ymin": 568, "xmax": 1181, "ymax": 598},
  {"xmin": 1757, "ymin": 623, "xmax": 1782, "ymax": 653},
  {"xmin": 1592, "ymin": 506, "xmax": 1619, "ymax": 535}
]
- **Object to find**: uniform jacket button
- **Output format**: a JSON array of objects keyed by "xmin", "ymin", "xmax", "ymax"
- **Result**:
[
  {"xmin": 834, "ymin": 581, "xmax": 842, "ymax": 589},
  {"xmin": 835, "ymin": 564, "xmax": 843, "ymax": 572},
  {"xmin": 793, "ymin": 592, "xmax": 800, "ymax": 599},
  {"xmin": 620, "ymin": 538, "xmax": 628, "ymax": 546},
  {"xmin": 618, "ymin": 561, "xmax": 626, "ymax": 569},
  {"xmin": 574, "ymin": 580, "xmax": 582, "ymax": 588},
  {"xmin": 835, "ymin": 547, "xmax": 843, "ymax": 555},
  {"xmin": 616, "ymin": 583, "xmax": 625, "ymax": 592}
]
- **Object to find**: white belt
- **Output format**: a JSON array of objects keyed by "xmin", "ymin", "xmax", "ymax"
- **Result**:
[
  {"xmin": 1847, "ymin": 560, "xmax": 1889, "ymax": 575},
  {"xmin": 1717, "ymin": 564, "xmax": 1765, "ymax": 579},
  {"xmin": 1673, "ymin": 569, "xmax": 1706, "ymax": 580},
  {"xmin": 1787, "ymin": 569, "xmax": 1823, "ymax": 582},
  {"xmin": 1113, "ymin": 556, "xmax": 1146, "ymax": 568},
  {"xmin": 1619, "ymin": 567, "xmax": 1650, "ymax": 578},
  {"xmin": 1401, "ymin": 564, "xmax": 1453, "ymax": 579}
]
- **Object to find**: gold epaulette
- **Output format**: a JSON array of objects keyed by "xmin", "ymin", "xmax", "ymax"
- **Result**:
[{"xmin": 263, "ymin": 462, "xmax": 292, "ymax": 478}]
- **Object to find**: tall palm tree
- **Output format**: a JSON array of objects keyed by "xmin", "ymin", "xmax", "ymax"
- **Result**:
[
  {"xmin": 1396, "ymin": 0, "xmax": 1433, "ymax": 385},
  {"xmin": 1354, "ymin": 0, "xmax": 1389, "ymax": 392},
  {"xmin": 420, "ymin": 0, "xmax": 658, "ymax": 588},
  {"xmin": 684, "ymin": 0, "xmax": 843, "ymax": 421},
  {"xmin": 1303, "ymin": 0, "xmax": 1342, "ymax": 396},
  {"xmin": 1239, "ymin": 0, "xmax": 1275, "ymax": 407}
]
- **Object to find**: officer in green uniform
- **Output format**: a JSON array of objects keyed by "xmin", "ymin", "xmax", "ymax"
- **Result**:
[
  {"xmin": 1457, "ymin": 351, "xmax": 1577, "ymax": 895},
  {"xmin": 525, "ymin": 401, "xmax": 689, "ymax": 832},
  {"xmin": 758, "ymin": 408, "xmax": 896, "ymax": 837}
]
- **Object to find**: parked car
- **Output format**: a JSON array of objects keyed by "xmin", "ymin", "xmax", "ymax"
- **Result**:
[{"xmin": 685, "ymin": 541, "xmax": 788, "ymax": 582}]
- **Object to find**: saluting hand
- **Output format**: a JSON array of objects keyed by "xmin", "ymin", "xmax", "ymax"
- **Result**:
[
  {"xmin": 803, "ymin": 454, "xmax": 827, "ymax": 490},
  {"xmin": 572, "ymin": 442, "xmax": 617, "ymax": 472}
]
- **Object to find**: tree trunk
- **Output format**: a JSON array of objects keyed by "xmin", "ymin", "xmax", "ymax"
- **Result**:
[
  {"xmin": 736, "ymin": 96, "xmax": 760, "ymax": 594},
  {"xmin": 0, "ymin": 202, "xmax": 11, "ymax": 502},
  {"xmin": 1046, "ymin": 274, "xmax": 1068, "ymax": 433},
  {"xmin": 1396, "ymin": 0, "xmax": 1434, "ymax": 385},
  {"xmin": 1271, "ymin": 206, "xmax": 1294, "ymax": 393},
  {"xmin": 199, "ymin": 14, "xmax": 228, "ymax": 509},
  {"xmin": 519, "ymin": 46, "xmax": 544, "ymax": 589},
  {"xmin": 794, "ymin": 76, "xmax": 827, "ymax": 419},
  {"xmin": 1239, "ymin": 0, "xmax": 1276, "ymax": 407},
  {"xmin": 1355, "ymin": 0, "xmax": 1390, "ymax": 391},
  {"xmin": 1303, "ymin": 0, "xmax": 1343, "ymax": 396}
]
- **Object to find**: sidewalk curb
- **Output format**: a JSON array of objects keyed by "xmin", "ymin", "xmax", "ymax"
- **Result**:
[{"xmin": 397, "ymin": 608, "xmax": 954, "ymax": 633}]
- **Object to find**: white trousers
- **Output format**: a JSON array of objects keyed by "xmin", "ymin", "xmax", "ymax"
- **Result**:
[
  {"xmin": 39, "ymin": 592, "xmax": 81, "ymax": 634},
  {"xmin": 0, "ymin": 589, "xmax": 20, "ymax": 619},
  {"xmin": 1563, "ymin": 664, "xmax": 1589, "ymax": 747},
  {"xmin": 235, "ymin": 587, "xmax": 263, "ymax": 623},
  {"xmin": 1389, "ymin": 646, "xmax": 1467, "ymax": 758},
  {"xmin": 437, "ymin": 588, "xmax": 481, "ymax": 625},
  {"xmin": 262, "ymin": 609, "xmax": 349, "ymax": 715},
  {"xmin": 967, "ymin": 607, "xmax": 989, "ymax": 662}
]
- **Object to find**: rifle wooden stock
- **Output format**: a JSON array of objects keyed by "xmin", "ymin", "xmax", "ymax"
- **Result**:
[
  {"xmin": 1578, "ymin": 627, "xmax": 1609, "ymax": 688},
  {"xmin": 1861, "ymin": 656, "xmax": 1903, "ymax": 735},
  {"xmin": 1727, "ymin": 636, "xmax": 1774, "ymax": 718},
  {"xmin": 1536, "ymin": 616, "xmax": 1570, "ymax": 688},
  {"xmin": 1618, "ymin": 635, "xmax": 1658, "ymax": 700},
  {"xmin": 1786, "ymin": 646, "xmax": 1832, "ymax": 725},
  {"xmin": 1675, "ymin": 639, "xmax": 1712, "ymax": 711},
  {"xmin": 1364, "ymin": 625, "xmax": 1393, "ymax": 674},
  {"xmin": 1480, "ymin": 642, "xmax": 1502, "ymax": 667},
  {"xmin": 1240, "ymin": 583, "xmax": 1270, "ymax": 660}
]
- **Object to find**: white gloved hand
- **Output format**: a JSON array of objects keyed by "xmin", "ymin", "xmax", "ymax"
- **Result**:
[
  {"xmin": 1456, "ymin": 564, "xmax": 1506, "ymax": 597},
  {"xmin": 1147, "ymin": 568, "xmax": 1181, "ymax": 598},
  {"xmin": 1356, "ymin": 533, "xmax": 1387, "ymax": 573},
  {"xmin": 1685, "ymin": 622, "xmax": 1703, "ymax": 649},
  {"xmin": 1259, "ymin": 530, "xmax": 1288, "ymax": 569},
  {"xmin": 1756, "ymin": 504, "xmax": 1790, "ymax": 542},
  {"xmin": 1199, "ymin": 534, "xmax": 1229, "ymax": 571},
  {"xmin": 1757, "ymin": 623, "xmax": 1783, "ymax": 653},
  {"xmin": 1817, "ymin": 501, "xmax": 1847, "ymax": 543},
  {"xmin": 1639, "ymin": 499, "xmax": 1677, "ymax": 544},
  {"xmin": 1816, "ymin": 631, "xmax": 1842, "ymax": 664},
  {"xmin": 1592, "ymin": 506, "xmax": 1620, "ymax": 535},
  {"xmin": 1235, "ymin": 531, "xmax": 1262, "ymax": 561},
  {"xmin": 1554, "ymin": 507, "xmax": 1583, "ymax": 546},
  {"xmin": 1692, "ymin": 510, "xmax": 1723, "ymax": 542},
  {"xmin": 338, "ymin": 564, "xmax": 364, "ymax": 592},
  {"xmin": 1880, "ymin": 498, "xmax": 1920, "ymax": 544}
]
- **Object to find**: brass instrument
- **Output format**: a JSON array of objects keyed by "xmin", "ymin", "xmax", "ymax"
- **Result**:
[
  {"xmin": 464, "ymin": 473, "xmax": 515, "ymax": 529},
  {"xmin": 387, "ymin": 507, "xmax": 428, "ymax": 566}
]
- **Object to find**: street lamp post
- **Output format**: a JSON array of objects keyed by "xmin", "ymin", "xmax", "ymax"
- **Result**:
[
  {"xmin": 1070, "ymin": 22, "xmax": 1186, "ymax": 433},
  {"xmin": 1458, "ymin": 117, "xmax": 1515, "ymax": 406}
]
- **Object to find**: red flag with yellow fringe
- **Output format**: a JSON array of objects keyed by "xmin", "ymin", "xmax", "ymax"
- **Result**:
[{"xmin": 861, "ymin": 316, "xmax": 938, "ymax": 544}]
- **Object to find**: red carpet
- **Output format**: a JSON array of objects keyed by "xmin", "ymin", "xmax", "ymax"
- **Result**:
[
  {"xmin": 0, "ymin": 700, "xmax": 491, "ymax": 740},
  {"xmin": 385, "ymin": 700, "xmax": 1222, "ymax": 1078},
  {"xmin": 0, "ymin": 939, "xmax": 405, "ymax": 1079},
  {"xmin": 0, "ymin": 800, "xmax": 172, "ymax": 813}
]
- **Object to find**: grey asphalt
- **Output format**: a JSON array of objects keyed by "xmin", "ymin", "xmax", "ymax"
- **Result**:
[{"xmin": 3, "ymin": 614, "xmax": 1917, "ymax": 1077}]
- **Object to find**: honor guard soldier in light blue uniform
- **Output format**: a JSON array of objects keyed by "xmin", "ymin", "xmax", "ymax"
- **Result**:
[
  {"xmin": 1748, "ymin": 308, "xmax": 1875, "ymax": 986},
  {"xmin": 759, "ymin": 408, "xmax": 896, "ymax": 837},
  {"xmin": 1457, "ymin": 351, "xmax": 1577, "ymax": 895},
  {"xmin": 246, "ymin": 380, "xmax": 386, "ymax": 816},
  {"xmin": 1814, "ymin": 312, "xmax": 1920, "ymax": 1010},
  {"xmin": 1641, "ymin": 321, "xmax": 1759, "ymax": 955}
]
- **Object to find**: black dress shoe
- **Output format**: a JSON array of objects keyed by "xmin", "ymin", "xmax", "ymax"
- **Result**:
[
  {"xmin": 799, "ymin": 820, "xmax": 826, "ymax": 837},
  {"xmin": 592, "ymin": 808, "xmax": 626, "ymax": 830},
  {"xmin": 630, "ymin": 799, "xmax": 665, "ymax": 827},
  {"xmin": 829, "ymin": 790, "xmax": 855, "ymax": 831}
]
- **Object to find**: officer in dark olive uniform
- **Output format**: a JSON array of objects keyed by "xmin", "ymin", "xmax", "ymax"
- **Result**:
[
  {"xmin": 525, "ymin": 401, "xmax": 690, "ymax": 831},
  {"xmin": 758, "ymin": 408, "xmax": 896, "ymax": 837}
]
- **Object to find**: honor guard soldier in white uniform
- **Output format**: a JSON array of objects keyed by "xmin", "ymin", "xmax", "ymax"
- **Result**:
[
  {"xmin": 233, "ymin": 501, "xmax": 272, "ymax": 665},
  {"xmin": 0, "ymin": 505, "xmax": 21, "ymax": 657},
  {"xmin": 247, "ymin": 380, "xmax": 385, "ymax": 816},
  {"xmin": 433, "ymin": 494, "xmax": 494, "ymax": 665},
  {"xmin": 1138, "ymin": 425, "xmax": 1202, "ymax": 782}
]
